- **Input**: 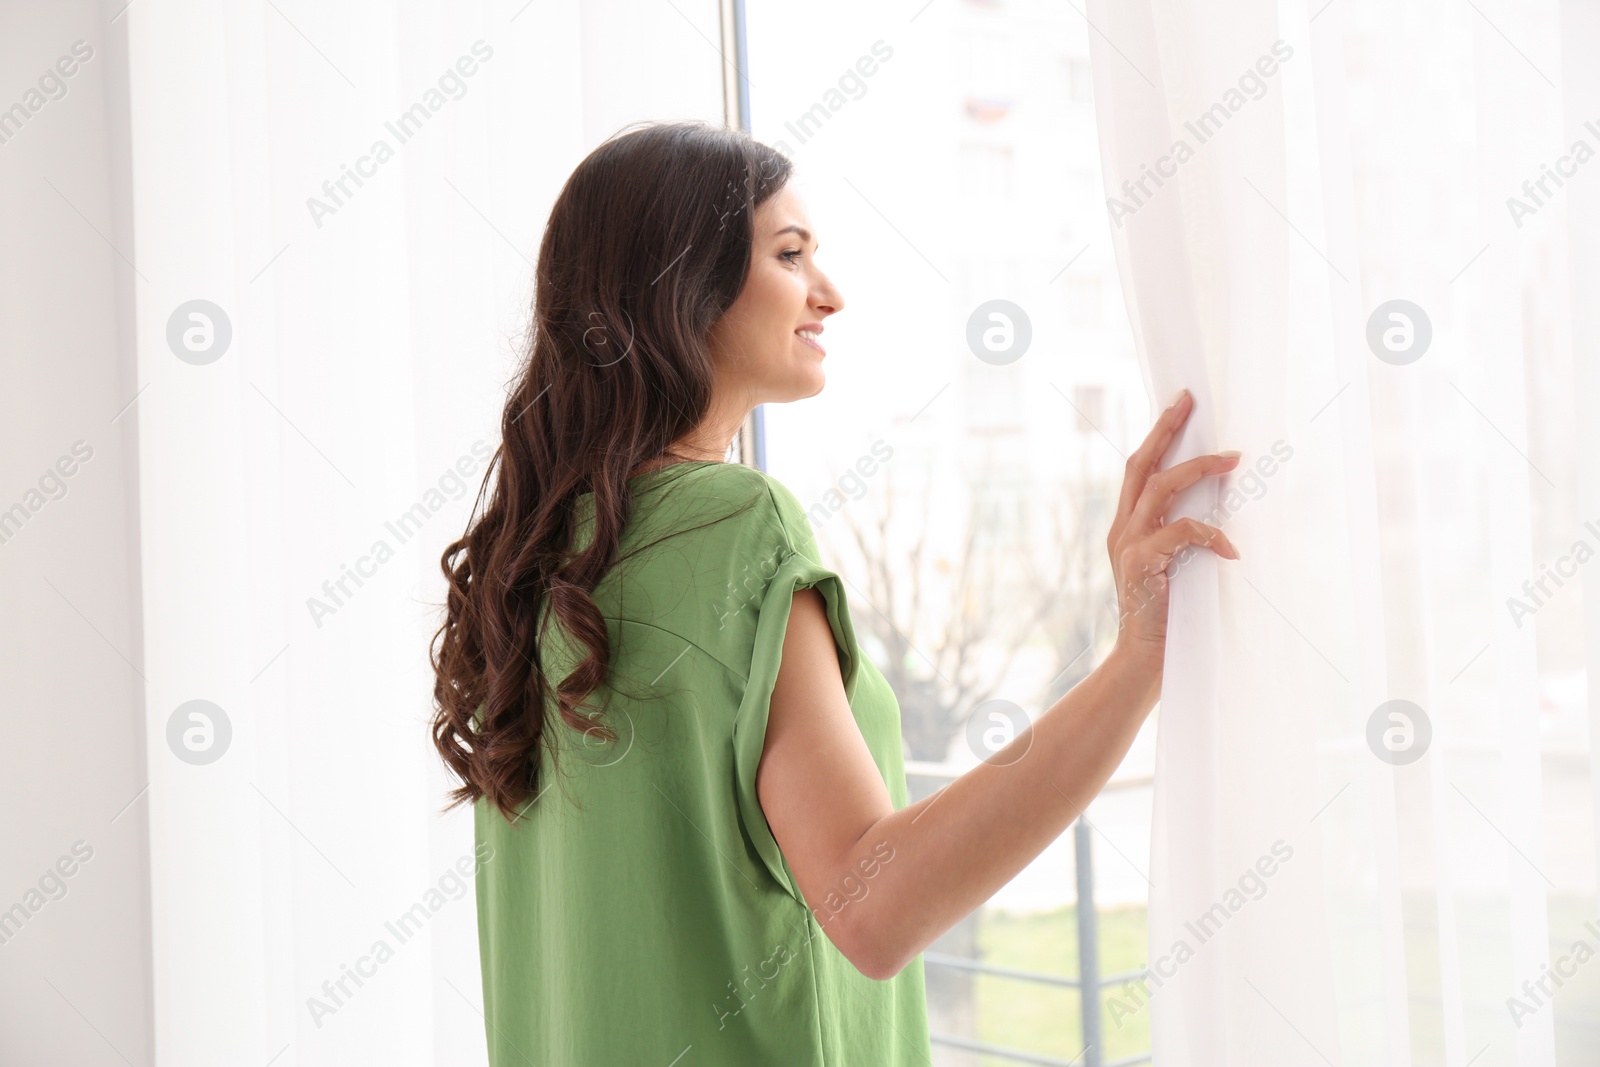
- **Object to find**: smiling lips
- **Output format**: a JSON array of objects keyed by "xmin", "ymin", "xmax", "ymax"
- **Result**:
[{"xmin": 795, "ymin": 324, "xmax": 825, "ymax": 355}]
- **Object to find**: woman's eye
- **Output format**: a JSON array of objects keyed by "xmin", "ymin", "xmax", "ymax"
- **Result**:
[{"xmin": 780, "ymin": 249, "xmax": 802, "ymax": 264}]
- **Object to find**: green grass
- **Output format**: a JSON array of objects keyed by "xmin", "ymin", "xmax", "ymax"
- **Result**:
[
  {"xmin": 971, "ymin": 904, "xmax": 1152, "ymax": 1066},
  {"xmin": 963, "ymin": 897, "xmax": 1600, "ymax": 1067}
]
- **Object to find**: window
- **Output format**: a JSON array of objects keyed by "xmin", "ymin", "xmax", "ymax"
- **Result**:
[
  {"xmin": 1072, "ymin": 384, "xmax": 1104, "ymax": 434},
  {"xmin": 959, "ymin": 143, "xmax": 1016, "ymax": 204},
  {"xmin": 747, "ymin": 6, "xmax": 1150, "ymax": 1062},
  {"xmin": 1061, "ymin": 273, "xmax": 1103, "ymax": 327},
  {"xmin": 1066, "ymin": 57, "xmax": 1094, "ymax": 104}
]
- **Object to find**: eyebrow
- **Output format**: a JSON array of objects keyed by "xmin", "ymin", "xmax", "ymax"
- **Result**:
[{"xmin": 773, "ymin": 224, "xmax": 814, "ymax": 245}]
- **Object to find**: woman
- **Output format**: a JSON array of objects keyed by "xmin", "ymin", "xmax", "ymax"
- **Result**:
[{"xmin": 430, "ymin": 120, "xmax": 1240, "ymax": 1065}]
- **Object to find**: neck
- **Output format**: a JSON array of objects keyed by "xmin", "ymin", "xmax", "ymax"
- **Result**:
[{"xmin": 648, "ymin": 390, "xmax": 753, "ymax": 469}]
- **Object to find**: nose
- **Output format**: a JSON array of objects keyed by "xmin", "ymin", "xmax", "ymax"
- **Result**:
[{"xmin": 813, "ymin": 272, "xmax": 845, "ymax": 316}]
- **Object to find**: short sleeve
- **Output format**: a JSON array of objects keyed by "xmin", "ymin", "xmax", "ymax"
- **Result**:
[{"xmin": 730, "ymin": 483, "xmax": 863, "ymax": 904}]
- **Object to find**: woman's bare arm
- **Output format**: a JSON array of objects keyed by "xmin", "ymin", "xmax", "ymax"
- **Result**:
[
  {"xmin": 759, "ymin": 594, "xmax": 1160, "ymax": 978},
  {"xmin": 755, "ymin": 389, "xmax": 1241, "ymax": 979}
]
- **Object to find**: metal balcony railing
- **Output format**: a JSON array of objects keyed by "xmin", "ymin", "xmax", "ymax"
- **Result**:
[{"xmin": 904, "ymin": 762, "xmax": 1154, "ymax": 1067}]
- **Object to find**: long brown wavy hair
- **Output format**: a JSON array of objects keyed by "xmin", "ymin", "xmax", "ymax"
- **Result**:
[{"xmin": 430, "ymin": 121, "xmax": 793, "ymax": 824}]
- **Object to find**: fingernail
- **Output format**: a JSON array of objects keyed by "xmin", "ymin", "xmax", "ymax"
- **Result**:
[
  {"xmin": 1169, "ymin": 388, "xmax": 1189, "ymax": 408},
  {"xmin": 1218, "ymin": 449, "xmax": 1242, "ymax": 460}
]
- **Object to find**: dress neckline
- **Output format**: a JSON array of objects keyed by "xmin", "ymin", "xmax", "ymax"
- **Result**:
[
  {"xmin": 576, "ymin": 459, "xmax": 725, "ymax": 498},
  {"xmin": 627, "ymin": 459, "xmax": 725, "ymax": 482}
]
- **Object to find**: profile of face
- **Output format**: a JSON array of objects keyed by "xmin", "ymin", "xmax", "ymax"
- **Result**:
[{"xmin": 707, "ymin": 183, "xmax": 846, "ymax": 407}]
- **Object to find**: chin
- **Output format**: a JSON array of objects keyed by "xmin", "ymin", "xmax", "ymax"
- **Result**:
[{"xmin": 766, "ymin": 369, "xmax": 825, "ymax": 403}]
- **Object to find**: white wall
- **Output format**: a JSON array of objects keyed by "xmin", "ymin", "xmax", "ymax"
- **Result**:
[{"xmin": 0, "ymin": 2, "xmax": 153, "ymax": 1064}]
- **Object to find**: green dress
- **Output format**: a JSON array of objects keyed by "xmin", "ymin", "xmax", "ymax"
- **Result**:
[{"xmin": 474, "ymin": 459, "xmax": 932, "ymax": 1065}]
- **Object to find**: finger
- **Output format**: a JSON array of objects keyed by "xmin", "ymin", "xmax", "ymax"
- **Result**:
[
  {"xmin": 1114, "ymin": 390, "xmax": 1191, "ymax": 522},
  {"xmin": 1132, "ymin": 518, "xmax": 1239, "ymax": 573},
  {"xmin": 1112, "ymin": 390, "xmax": 1192, "ymax": 539},
  {"xmin": 1127, "ymin": 452, "xmax": 1242, "ymax": 534}
]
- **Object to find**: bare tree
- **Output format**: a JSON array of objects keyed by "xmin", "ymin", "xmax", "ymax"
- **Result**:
[
  {"xmin": 1028, "ymin": 474, "xmax": 1119, "ymax": 709},
  {"xmin": 804, "ymin": 460, "xmax": 1072, "ymax": 1063},
  {"xmin": 809, "ymin": 457, "xmax": 1119, "ymax": 1064},
  {"xmin": 817, "ymin": 463, "xmax": 1058, "ymax": 763}
]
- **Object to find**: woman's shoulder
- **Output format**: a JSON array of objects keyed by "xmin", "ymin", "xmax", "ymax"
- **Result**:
[
  {"xmin": 590, "ymin": 462, "xmax": 820, "ymax": 660},
  {"xmin": 651, "ymin": 458, "xmax": 779, "ymax": 494},
  {"xmin": 720, "ymin": 463, "xmax": 820, "ymax": 552},
  {"xmin": 641, "ymin": 460, "xmax": 813, "ymax": 542}
]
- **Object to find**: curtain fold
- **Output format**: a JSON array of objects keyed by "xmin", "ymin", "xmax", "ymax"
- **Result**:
[
  {"xmin": 119, "ymin": 1, "xmax": 724, "ymax": 1062},
  {"xmin": 1085, "ymin": 0, "xmax": 1596, "ymax": 1063}
]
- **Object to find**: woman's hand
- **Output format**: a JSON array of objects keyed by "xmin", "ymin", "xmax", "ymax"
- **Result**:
[{"xmin": 1108, "ymin": 388, "xmax": 1241, "ymax": 676}]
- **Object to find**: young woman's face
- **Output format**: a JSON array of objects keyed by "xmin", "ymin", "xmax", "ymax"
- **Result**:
[{"xmin": 709, "ymin": 183, "xmax": 845, "ymax": 406}]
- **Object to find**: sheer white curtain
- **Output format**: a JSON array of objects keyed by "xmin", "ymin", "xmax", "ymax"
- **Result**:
[
  {"xmin": 1085, "ymin": 0, "xmax": 1597, "ymax": 1063},
  {"xmin": 115, "ymin": 1, "xmax": 721, "ymax": 1063}
]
